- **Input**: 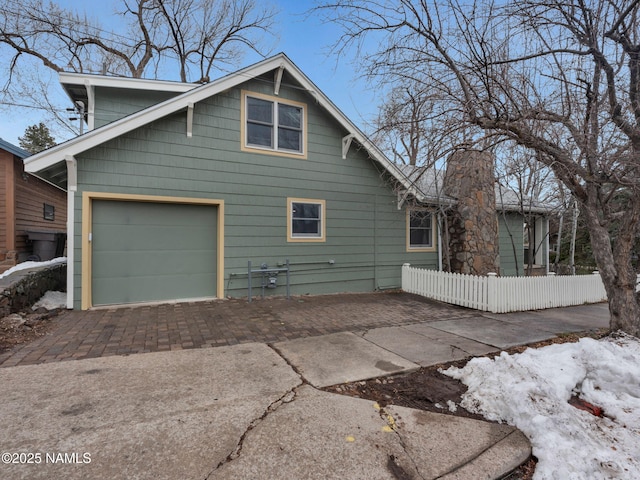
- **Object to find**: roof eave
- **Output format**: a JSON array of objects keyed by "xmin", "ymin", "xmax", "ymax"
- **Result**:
[
  {"xmin": 59, "ymin": 72, "xmax": 198, "ymax": 93},
  {"xmin": 25, "ymin": 56, "xmax": 292, "ymax": 173},
  {"xmin": 498, "ymin": 204, "xmax": 556, "ymax": 214},
  {"xmin": 0, "ymin": 139, "xmax": 31, "ymax": 159},
  {"xmin": 25, "ymin": 53, "xmax": 414, "ymax": 194}
]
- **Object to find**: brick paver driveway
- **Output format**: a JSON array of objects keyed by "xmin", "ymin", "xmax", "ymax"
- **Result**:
[{"xmin": 0, "ymin": 292, "xmax": 475, "ymax": 367}]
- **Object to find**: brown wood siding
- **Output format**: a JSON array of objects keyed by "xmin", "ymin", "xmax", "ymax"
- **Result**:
[
  {"xmin": 0, "ymin": 151, "xmax": 8, "ymax": 255},
  {"xmin": 13, "ymin": 157, "xmax": 66, "ymax": 258},
  {"xmin": 0, "ymin": 150, "xmax": 14, "ymax": 258}
]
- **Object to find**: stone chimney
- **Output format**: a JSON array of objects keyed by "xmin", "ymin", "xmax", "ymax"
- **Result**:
[{"xmin": 443, "ymin": 150, "xmax": 500, "ymax": 275}]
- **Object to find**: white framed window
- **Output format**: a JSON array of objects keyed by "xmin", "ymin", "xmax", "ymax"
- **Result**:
[
  {"xmin": 287, "ymin": 198, "xmax": 325, "ymax": 242},
  {"xmin": 407, "ymin": 209, "xmax": 435, "ymax": 251},
  {"xmin": 242, "ymin": 91, "xmax": 306, "ymax": 157}
]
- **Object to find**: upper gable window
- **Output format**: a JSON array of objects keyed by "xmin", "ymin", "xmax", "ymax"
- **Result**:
[{"xmin": 242, "ymin": 91, "xmax": 306, "ymax": 157}]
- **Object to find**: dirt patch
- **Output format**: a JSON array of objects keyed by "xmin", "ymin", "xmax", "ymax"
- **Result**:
[
  {"xmin": 324, "ymin": 329, "xmax": 609, "ymax": 480},
  {"xmin": 0, "ymin": 309, "xmax": 62, "ymax": 354}
]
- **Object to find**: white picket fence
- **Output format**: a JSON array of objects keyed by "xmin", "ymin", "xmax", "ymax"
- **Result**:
[{"xmin": 401, "ymin": 263, "xmax": 607, "ymax": 313}]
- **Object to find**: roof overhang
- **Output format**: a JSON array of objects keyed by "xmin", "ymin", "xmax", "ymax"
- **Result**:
[
  {"xmin": 0, "ymin": 138, "xmax": 30, "ymax": 159},
  {"xmin": 397, "ymin": 165, "xmax": 557, "ymax": 214},
  {"xmin": 497, "ymin": 203, "xmax": 556, "ymax": 215},
  {"xmin": 59, "ymin": 72, "xmax": 197, "ymax": 108},
  {"xmin": 25, "ymin": 54, "xmax": 416, "ymax": 196}
]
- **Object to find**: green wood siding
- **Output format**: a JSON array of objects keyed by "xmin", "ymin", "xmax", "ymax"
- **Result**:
[
  {"xmin": 93, "ymin": 88, "xmax": 183, "ymax": 128},
  {"xmin": 498, "ymin": 213, "xmax": 524, "ymax": 276},
  {"xmin": 73, "ymin": 78, "xmax": 437, "ymax": 307}
]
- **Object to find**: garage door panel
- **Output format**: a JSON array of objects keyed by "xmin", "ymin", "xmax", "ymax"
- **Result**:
[
  {"xmin": 91, "ymin": 200, "xmax": 218, "ymax": 306},
  {"xmin": 92, "ymin": 251, "xmax": 217, "ymax": 277},
  {"xmin": 93, "ymin": 203, "xmax": 213, "ymax": 226},
  {"xmin": 93, "ymin": 273, "xmax": 216, "ymax": 306},
  {"xmin": 94, "ymin": 225, "xmax": 216, "ymax": 252}
]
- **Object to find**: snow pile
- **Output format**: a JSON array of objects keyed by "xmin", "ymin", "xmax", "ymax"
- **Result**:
[
  {"xmin": 443, "ymin": 333, "xmax": 640, "ymax": 480},
  {"xmin": 32, "ymin": 291, "xmax": 67, "ymax": 311},
  {"xmin": 0, "ymin": 257, "xmax": 66, "ymax": 279}
]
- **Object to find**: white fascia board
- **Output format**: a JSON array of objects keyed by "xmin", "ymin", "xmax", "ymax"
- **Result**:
[
  {"xmin": 25, "ymin": 56, "xmax": 291, "ymax": 173},
  {"xmin": 497, "ymin": 200, "xmax": 558, "ymax": 215},
  {"xmin": 26, "ymin": 53, "xmax": 417, "ymax": 197},
  {"xmin": 279, "ymin": 61, "xmax": 417, "ymax": 195},
  {"xmin": 59, "ymin": 72, "xmax": 198, "ymax": 93}
]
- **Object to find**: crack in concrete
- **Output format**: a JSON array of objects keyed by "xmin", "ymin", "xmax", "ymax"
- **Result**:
[
  {"xmin": 449, "ymin": 342, "xmax": 474, "ymax": 357},
  {"xmin": 204, "ymin": 384, "xmax": 302, "ymax": 479},
  {"xmin": 267, "ymin": 343, "xmax": 311, "ymax": 385},
  {"xmin": 376, "ymin": 405, "xmax": 427, "ymax": 480},
  {"xmin": 204, "ymin": 345, "xmax": 304, "ymax": 479},
  {"xmin": 433, "ymin": 428, "xmax": 522, "ymax": 479},
  {"xmin": 358, "ymin": 327, "xmax": 371, "ymax": 337}
]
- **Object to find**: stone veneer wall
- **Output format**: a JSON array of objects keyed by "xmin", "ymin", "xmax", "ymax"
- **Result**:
[
  {"xmin": 0, "ymin": 264, "xmax": 66, "ymax": 316},
  {"xmin": 443, "ymin": 150, "xmax": 500, "ymax": 275}
]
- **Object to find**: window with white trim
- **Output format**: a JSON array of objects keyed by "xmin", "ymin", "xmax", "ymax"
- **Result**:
[
  {"xmin": 288, "ymin": 198, "xmax": 325, "ymax": 242},
  {"xmin": 245, "ymin": 93, "xmax": 304, "ymax": 154},
  {"xmin": 408, "ymin": 210, "xmax": 434, "ymax": 249}
]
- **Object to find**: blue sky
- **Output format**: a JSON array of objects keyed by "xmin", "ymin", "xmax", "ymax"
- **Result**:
[{"xmin": 0, "ymin": 0, "xmax": 379, "ymax": 146}]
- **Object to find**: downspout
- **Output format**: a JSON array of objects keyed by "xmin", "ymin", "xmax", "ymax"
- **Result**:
[
  {"xmin": 570, "ymin": 200, "xmax": 579, "ymax": 275},
  {"xmin": 65, "ymin": 155, "xmax": 77, "ymax": 309},
  {"xmin": 374, "ymin": 194, "xmax": 378, "ymax": 289},
  {"xmin": 437, "ymin": 212, "xmax": 443, "ymax": 271},
  {"xmin": 545, "ymin": 217, "xmax": 550, "ymax": 274},
  {"xmin": 84, "ymin": 80, "xmax": 95, "ymax": 131}
]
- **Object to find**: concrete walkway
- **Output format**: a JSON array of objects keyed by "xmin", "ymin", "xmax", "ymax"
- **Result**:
[{"xmin": 0, "ymin": 294, "xmax": 610, "ymax": 479}]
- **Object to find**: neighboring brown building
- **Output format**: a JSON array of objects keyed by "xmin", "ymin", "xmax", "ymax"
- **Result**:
[{"xmin": 0, "ymin": 138, "xmax": 66, "ymax": 273}]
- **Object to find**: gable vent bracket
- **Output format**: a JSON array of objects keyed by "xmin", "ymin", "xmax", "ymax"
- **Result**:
[
  {"xmin": 397, "ymin": 190, "xmax": 410, "ymax": 210},
  {"xmin": 65, "ymin": 155, "xmax": 78, "ymax": 192},
  {"xmin": 342, "ymin": 134, "xmax": 355, "ymax": 160},
  {"xmin": 274, "ymin": 65, "xmax": 285, "ymax": 95},
  {"xmin": 84, "ymin": 79, "xmax": 95, "ymax": 131},
  {"xmin": 186, "ymin": 102, "xmax": 194, "ymax": 138}
]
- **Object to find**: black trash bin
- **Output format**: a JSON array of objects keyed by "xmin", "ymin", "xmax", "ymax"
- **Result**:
[{"xmin": 26, "ymin": 231, "xmax": 67, "ymax": 261}]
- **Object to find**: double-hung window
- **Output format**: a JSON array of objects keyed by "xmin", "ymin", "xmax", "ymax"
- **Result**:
[
  {"xmin": 288, "ymin": 198, "xmax": 325, "ymax": 242},
  {"xmin": 407, "ymin": 209, "xmax": 435, "ymax": 250},
  {"xmin": 244, "ymin": 91, "xmax": 305, "ymax": 156}
]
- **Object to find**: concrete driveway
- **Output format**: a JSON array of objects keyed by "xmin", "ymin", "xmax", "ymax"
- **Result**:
[
  {"xmin": 0, "ymin": 342, "xmax": 530, "ymax": 480},
  {"xmin": 0, "ymin": 295, "xmax": 608, "ymax": 479},
  {"xmin": 0, "ymin": 344, "xmax": 300, "ymax": 479}
]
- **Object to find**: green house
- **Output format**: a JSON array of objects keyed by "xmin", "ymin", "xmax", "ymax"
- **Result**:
[{"xmin": 24, "ymin": 54, "xmax": 547, "ymax": 310}]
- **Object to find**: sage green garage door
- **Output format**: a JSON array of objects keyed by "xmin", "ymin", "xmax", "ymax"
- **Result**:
[{"xmin": 91, "ymin": 200, "xmax": 218, "ymax": 306}]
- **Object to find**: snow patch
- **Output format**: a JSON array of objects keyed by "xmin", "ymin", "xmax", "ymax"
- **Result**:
[
  {"xmin": 442, "ymin": 333, "xmax": 640, "ymax": 479},
  {"xmin": 32, "ymin": 291, "xmax": 67, "ymax": 311},
  {"xmin": 0, "ymin": 257, "xmax": 67, "ymax": 279}
]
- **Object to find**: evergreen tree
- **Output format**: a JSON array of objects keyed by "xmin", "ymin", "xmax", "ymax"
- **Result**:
[{"xmin": 18, "ymin": 122, "xmax": 56, "ymax": 154}]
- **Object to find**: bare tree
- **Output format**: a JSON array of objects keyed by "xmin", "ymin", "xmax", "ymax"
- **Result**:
[
  {"xmin": 0, "ymin": 0, "xmax": 276, "ymax": 82},
  {"xmin": 150, "ymin": 0, "xmax": 277, "ymax": 82},
  {"xmin": 320, "ymin": 0, "xmax": 640, "ymax": 336},
  {"xmin": 372, "ymin": 80, "xmax": 464, "ymax": 166},
  {"xmin": 1, "ymin": 68, "xmax": 80, "ymax": 137},
  {"xmin": 495, "ymin": 144, "xmax": 561, "ymax": 275},
  {"xmin": 1, "ymin": 0, "xmax": 153, "ymax": 80}
]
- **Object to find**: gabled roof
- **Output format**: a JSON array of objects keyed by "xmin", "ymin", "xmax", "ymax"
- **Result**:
[
  {"xmin": 59, "ymin": 72, "xmax": 197, "ymax": 113},
  {"xmin": 0, "ymin": 138, "xmax": 31, "ymax": 159},
  {"xmin": 24, "ymin": 53, "xmax": 415, "ymax": 194},
  {"xmin": 399, "ymin": 165, "xmax": 556, "ymax": 214},
  {"xmin": 398, "ymin": 165, "xmax": 451, "ymax": 203}
]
